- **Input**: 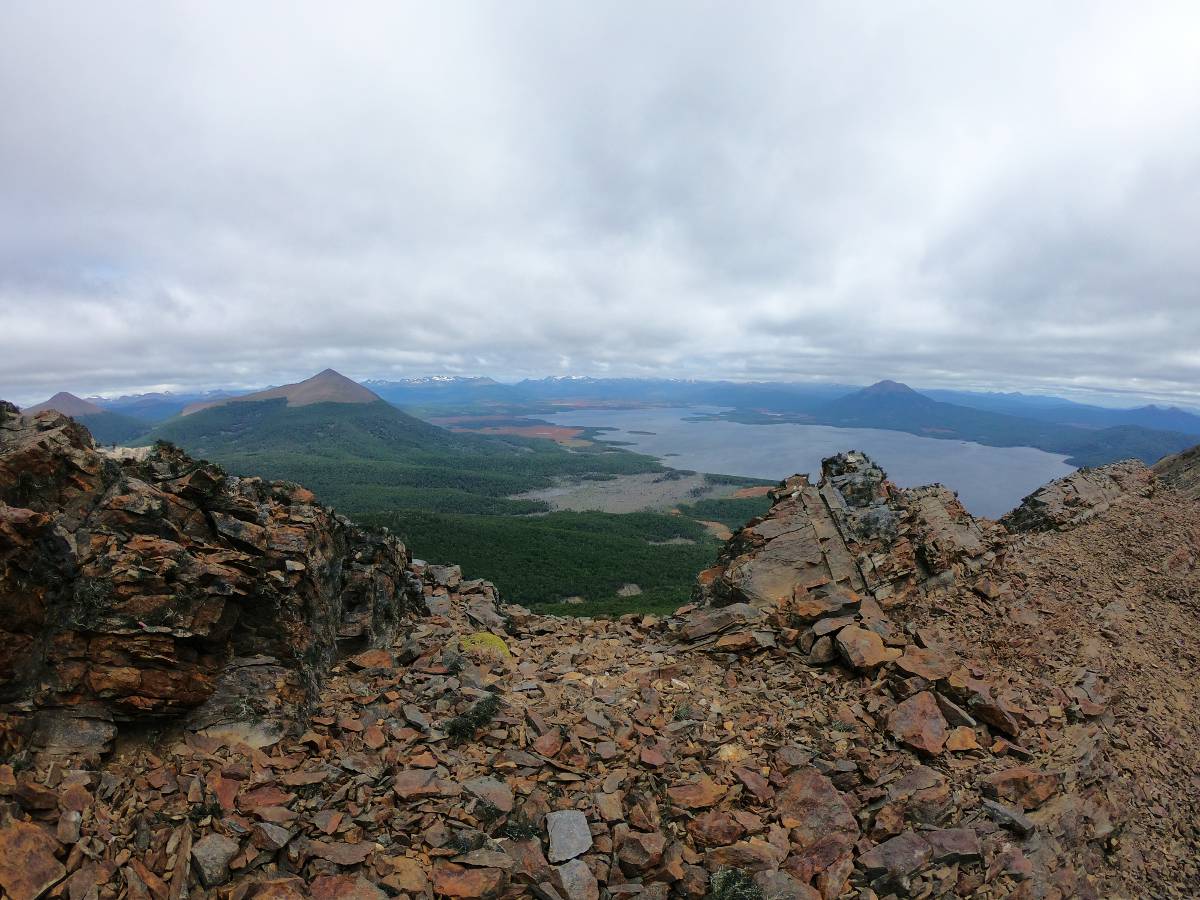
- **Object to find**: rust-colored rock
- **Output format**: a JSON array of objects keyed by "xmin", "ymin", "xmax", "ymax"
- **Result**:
[
  {"xmin": 0, "ymin": 405, "xmax": 424, "ymax": 753},
  {"xmin": 310, "ymin": 875, "xmax": 387, "ymax": 900},
  {"xmin": 981, "ymin": 766, "xmax": 1061, "ymax": 810},
  {"xmin": 887, "ymin": 691, "xmax": 949, "ymax": 755},
  {"xmin": 0, "ymin": 820, "xmax": 65, "ymax": 900},
  {"xmin": 836, "ymin": 625, "xmax": 901, "ymax": 670},
  {"xmin": 776, "ymin": 766, "xmax": 858, "ymax": 850},
  {"xmin": 666, "ymin": 774, "xmax": 725, "ymax": 809},
  {"xmin": 432, "ymin": 862, "xmax": 506, "ymax": 898}
]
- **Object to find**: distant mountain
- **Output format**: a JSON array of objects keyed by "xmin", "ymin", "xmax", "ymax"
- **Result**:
[
  {"xmin": 182, "ymin": 369, "xmax": 378, "ymax": 415},
  {"xmin": 822, "ymin": 381, "xmax": 1195, "ymax": 467},
  {"xmin": 151, "ymin": 371, "xmax": 452, "ymax": 457},
  {"xmin": 379, "ymin": 376, "xmax": 500, "ymax": 386},
  {"xmin": 23, "ymin": 391, "xmax": 105, "ymax": 417},
  {"xmin": 21, "ymin": 391, "xmax": 148, "ymax": 444},
  {"xmin": 924, "ymin": 389, "xmax": 1200, "ymax": 436}
]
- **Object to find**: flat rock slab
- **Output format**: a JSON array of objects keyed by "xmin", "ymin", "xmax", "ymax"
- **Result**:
[
  {"xmin": 463, "ymin": 776, "xmax": 514, "ymax": 812},
  {"xmin": 546, "ymin": 809, "xmax": 592, "ymax": 862}
]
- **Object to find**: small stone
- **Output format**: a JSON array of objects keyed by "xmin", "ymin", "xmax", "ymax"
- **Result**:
[
  {"xmin": 776, "ymin": 767, "xmax": 859, "ymax": 850},
  {"xmin": 704, "ymin": 839, "xmax": 781, "ymax": 872},
  {"xmin": 857, "ymin": 830, "xmax": 932, "ymax": 880},
  {"xmin": 432, "ymin": 862, "xmax": 506, "ymax": 899},
  {"xmin": 456, "ymin": 849, "xmax": 515, "ymax": 870},
  {"xmin": 618, "ymin": 831, "xmax": 666, "ymax": 871},
  {"xmin": 835, "ymin": 626, "xmax": 901, "ymax": 670},
  {"xmin": 887, "ymin": 691, "xmax": 949, "ymax": 755},
  {"xmin": 981, "ymin": 767, "xmax": 1060, "ymax": 810},
  {"xmin": 666, "ymin": 775, "xmax": 726, "ymax": 809},
  {"xmin": 553, "ymin": 858, "xmax": 599, "ymax": 900},
  {"xmin": 754, "ymin": 869, "xmax": 822, "ymax": 900},
  {"xmin": 925, "ymin": 827, "xmax": 981, "ymax": 863},
  {"xmin": 895, "ymin": 646, "xmax": 957, "ymax": 681},
  {"xmin": 254, "ymin": 878, "xmax": 309, "ymax": 900},
  {"xmin": 792, "ymin": 592, "xmax": 859, "ymax": 623},
  {"xmin": 546, "ymin": 809, "xmax": 592, "ymax": 862},
  {"xmin": 945, "ymin": 726, "xmax": 980, "ymax": 752},
  {"xmin": 687, "ymin": 810, "xmax": 745, "ymax": 847},
  {"xmin": 385, "ymin": 857, "xmax": 430, "ymax": 893},
  {"xmin": 191, "ymin": 833, "xmax": 239, "ymax": 888},
  {"xmin": 251, "ymin": 821, "xmax": 291, "ymax": 851},
  {"xmin": 532, "ymin": 731, "xmax": 563, "ymax": 757},
  {"xmin": 807, "ymin": 635, "xmax": 837, "ymax": 664},
  {"xmin": 595, "ymin": 791, "xmax": 623, "ymax": 822},
  {"xmin": 733, "ymin": 767, "xmax": 775, "ymax": 803},
  {"xmin": 463, "ymin": 776, "xmax": 514, "ymax": 813},
  {"xmin": 394, "ymin": 769, "xmax": 443, "ymax": 799},
  {"xmin": 981, "ymin": 798, "xmax": 1036, "ymax": 836},
  {"xmin": 309, "ymin": 840, "xmax": 375, "ymax": 865},
  {"xmin": 640, "ymin": 746, "xmax": 667, "ymax": 768},
  {"xmin": 347, "ymin": 649, "xmax": 394, "ymax": 670},
  {"xmin": 310, "ymin": 875, "xmax": 388, "ymax": 900},
  {"xmin": 505, "ymin": 838, "xmax": 552, "ymax": 881}
]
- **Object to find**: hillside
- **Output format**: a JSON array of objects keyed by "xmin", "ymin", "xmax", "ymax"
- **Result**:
[
  {"xmin": 1, "ymin": 410, "xmax": 1197, "ymax": 898},
  {"xmin": 1153, "ymin": 442, "xmax": 1200, "ymax": 499}
]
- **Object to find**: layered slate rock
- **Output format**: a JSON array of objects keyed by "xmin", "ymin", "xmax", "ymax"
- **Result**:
[
  {"xmin": 0, "ymin": 403, "xmax": 424, "ymax": 755},
  {"xmin": 695, "ymin": 451, "xmax": 994, "ymax": 614}
]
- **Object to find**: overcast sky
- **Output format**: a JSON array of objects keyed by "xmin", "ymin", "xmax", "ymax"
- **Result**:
[{"xmin": 2, "ymin": 2, "xmax": 1199, "ymax": 407}]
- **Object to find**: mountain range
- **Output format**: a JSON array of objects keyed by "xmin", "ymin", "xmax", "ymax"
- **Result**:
[
  {"xmin": 18, "ymin": 372, "xmax": 1200, "ymax": 469},
  {"xmin": 812, "ymin": 380, "xmax": 1197, "ymax": 467}
]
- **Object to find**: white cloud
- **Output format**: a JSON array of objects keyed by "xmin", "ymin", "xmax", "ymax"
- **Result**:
[{"xmin": 1, "ymin": 1, "xmax": 1199, "ymax": 407}]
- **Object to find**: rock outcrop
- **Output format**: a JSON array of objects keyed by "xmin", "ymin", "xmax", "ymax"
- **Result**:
[
  {"xmin": 695, "ymin": 451, "xmax": 995, "ymax": 615},
  {"xmin": 1000, "ymin": 461, "xmax": 1154, "ymax": 532},
  {"xmin": 0, "ymin": 402, "xmax": 424, "ymax": 757}
]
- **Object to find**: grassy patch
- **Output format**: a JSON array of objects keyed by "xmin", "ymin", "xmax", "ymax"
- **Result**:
[
  {"xmin": 676, "ymin": 495, "xmax": 773, "ymax": 530},
  {"xmin": 363, "ymin": 509, "xmax": 718, "ymax": 613}
]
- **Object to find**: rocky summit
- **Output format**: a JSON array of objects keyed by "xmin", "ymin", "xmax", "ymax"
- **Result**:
[{"xmin": 0, "ymin": 404, "xmax": 1198, "ymax": 899}]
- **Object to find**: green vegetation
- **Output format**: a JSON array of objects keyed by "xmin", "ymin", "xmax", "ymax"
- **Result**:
[
  {"xmin": 708, "ymin": 868, "xmax": 765, "ymax": 900},
  {"xmin": 676, "ymin": 495, "xmax": 772, "ymax": 529},
  {"xmin": 444, "ymin": 693, "xmax": 502, "ymax": 744},
  {"xmin": 145, "ymin": 399, "xmax": 664, "ymax": 516},
  {"xmin": 143, "ymin": 398, "xmax": 729, "ymax": 616},
  {"xmin": 365, "ymin": 509, "xmax": 718, "ymax": 615}
]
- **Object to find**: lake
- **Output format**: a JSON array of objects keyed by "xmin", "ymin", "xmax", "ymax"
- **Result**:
[{"xmin": 543, "ymin": 407, "xmax": 1075, "ymax": 519}]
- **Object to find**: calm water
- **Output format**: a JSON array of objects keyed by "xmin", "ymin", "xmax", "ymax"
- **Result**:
[{"xmin": 545, "ymin": 407, "xmax": 1075, "ymax": 519}]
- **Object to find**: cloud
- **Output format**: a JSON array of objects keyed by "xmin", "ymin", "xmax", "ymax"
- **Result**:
[{"xmin": 1, "ymin": 1, "xmax": 1199, "ymax": 407}]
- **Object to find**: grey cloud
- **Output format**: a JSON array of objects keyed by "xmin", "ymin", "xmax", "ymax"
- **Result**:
[{"xmin": 1, "ymin": 1, "xmax": 1199, "ymax": 407}]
